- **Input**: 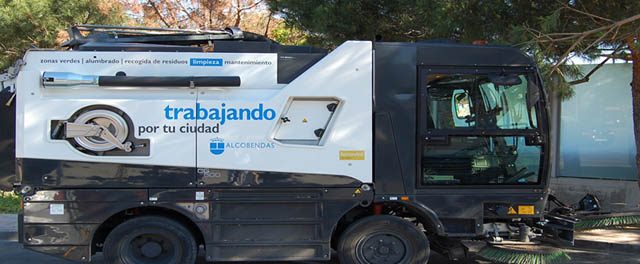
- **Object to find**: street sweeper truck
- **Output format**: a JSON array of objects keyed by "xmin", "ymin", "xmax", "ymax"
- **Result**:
[{"xmin": 0, "ymin": 25, "xmax": 575, "ymax": 264}]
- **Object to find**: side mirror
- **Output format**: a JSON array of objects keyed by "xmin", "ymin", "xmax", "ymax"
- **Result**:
[
  {"xmin": 454, "ymin": 92, "xmax": 471, "ymax": 119},
  {"xmin": 489, "ymin": 74, "xmax": 522, "ymax": 86}
]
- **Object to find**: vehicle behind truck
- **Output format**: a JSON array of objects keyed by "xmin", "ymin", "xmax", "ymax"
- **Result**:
[{"xmin": 0, "ymin": 25, "xmax": 569, "ymax": 264}]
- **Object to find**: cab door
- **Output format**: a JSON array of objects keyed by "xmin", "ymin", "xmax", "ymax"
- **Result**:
[
  {"xmin": 418, "ymin": 68, "xmax": 546, "ymax": 187},
  {"xmin": 414, "ymin": 67, "xmax": 549, "ymax": 235}
]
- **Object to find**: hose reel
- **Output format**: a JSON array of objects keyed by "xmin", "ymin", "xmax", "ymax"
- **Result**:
[{"xmin": 64, "ymin": 109, "xmax": 132, "ymax": 152}]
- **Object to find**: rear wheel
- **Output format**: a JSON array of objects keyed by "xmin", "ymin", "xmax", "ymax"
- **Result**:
[
  {"xmin": 338, "ymin": 215, "xmax": 430, "ymax": 264},
  {"xmin": 103, "ymin": 216, "xmax": 197, "ymax": 264}
]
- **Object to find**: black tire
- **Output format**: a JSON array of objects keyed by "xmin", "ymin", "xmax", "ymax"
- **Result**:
[
  {"xmin": 338, "ymin": 215, "xmax": 430, "ymax": 264},
  {"xmin": 103, "ymin": 216, "xmax": 197, "ymax": 264}
]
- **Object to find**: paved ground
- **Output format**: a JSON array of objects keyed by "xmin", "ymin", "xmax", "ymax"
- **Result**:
[
  {"xmin": 0, "ymin": 214, "xmax": 17, "ymax": 233},
  {"xmin": 0, "ymin": 241, "xmax": 455, "ymax": 264},
  {"xmin": 575, "ymin": 226, "xmax": 640, "ymax": 244},
  {"xmin": 1, "ymin": 240, "xmax": 639, "ymax": 264},
  {"xmin": 2, "ymin": 213, "xmax": 639, "ymax": 263},
  {"xmin": 0, "ymin": 214, "xmax": 17, "ymax": 240}
]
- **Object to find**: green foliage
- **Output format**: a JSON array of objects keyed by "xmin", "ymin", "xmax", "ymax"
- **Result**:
[
  {"xmin": 268, "ymin": 0, "xmax": 572, "ymax": 95},
  {"xmin": 512, "ymin": 1, "xmax": 640, "ymax": 99},
  {"xmin": 0, "ymin": 192, "xmax": 21, "ymax": 214},
  {"xmin": 0, "ymin": 0, "xmax": 128, "ymax": 71},
  {"xmin": 516, "ymin": 34, "xmax": 584, "ymax": 101},
  {"xmin": 538, "ymin": 9, "xmax": 561, "ymax": 34},
  {"xmin": 269, "ymin": 0, "xmax": 640, "ymax": 100},
  {"xmin": 270, "ymin": 23, "xmax": 308, "ymax": 46},
  {"xmin": 268, "ymin": 0, "xmax": 441, "ymax": 48},
  {"xmin": 269, "ymin": 1, "xmax": 558, "ymax": 46}
]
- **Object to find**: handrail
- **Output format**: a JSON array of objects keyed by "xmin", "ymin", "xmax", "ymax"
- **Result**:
[{"xmin": 42, "ymin": 72, "xmax": 241, "ymax": 88}]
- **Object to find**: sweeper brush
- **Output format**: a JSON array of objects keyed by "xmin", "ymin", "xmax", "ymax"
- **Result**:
[
  {"xmin": 575, "ymin": 212, "xmax": 640, "ymax": 231},
  {"xmin": 548, "ymin": 194, "xmax": 640, "ymax": 231},
  {"xmin": 478, "ymin": 244, "xmax": 571, "ymax": 264}
]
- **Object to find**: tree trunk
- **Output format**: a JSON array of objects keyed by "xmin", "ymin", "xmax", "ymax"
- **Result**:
[{"xmin": 628, "ymin": 36, "xmax": 640, "ymax": 189}]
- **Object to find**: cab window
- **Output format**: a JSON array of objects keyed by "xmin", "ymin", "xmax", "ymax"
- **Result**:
[{"xmin": 422, "ymin": 72, "xmax": 541, "ymax": 185}]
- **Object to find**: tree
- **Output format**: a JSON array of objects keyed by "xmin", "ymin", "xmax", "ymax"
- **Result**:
[
  {"xmin": 270, "ymin": 22, "xmax": 309, "ymax": 46},
  {"xmin": 268, "ymin": 1, "xmax": 560, "ymax": 47},
  {"xmin": 122, "ymin": 0, "xmax": 314, "ymax": 46},
  {"xmin": 512, "ymin": 2, "xmax": 640, "ymax": 186},
  {"xmin": 268, "ymin": 0, "xmax": 425, "ymax": 47},
  {"xmin": 122, "ymin": 0, "xmax": 280, "ymax": 36},
  {"xmin": 267, "ymin": 1, "xmax": 581, "ymax": 92},
  {"xmin": 0, "ymin": 0, "xmax": 128, "ymax": 71}
]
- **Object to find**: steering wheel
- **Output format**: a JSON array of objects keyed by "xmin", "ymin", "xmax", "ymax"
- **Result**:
[{"xmin": 504, "ymin": 168, "xmax": 535, "ymax": 183}]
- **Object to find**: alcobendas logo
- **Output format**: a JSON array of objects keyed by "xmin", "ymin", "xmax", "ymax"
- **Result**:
[{"xmin": 209, "ymin": 137, "xmax": 275, "ymax": 156}]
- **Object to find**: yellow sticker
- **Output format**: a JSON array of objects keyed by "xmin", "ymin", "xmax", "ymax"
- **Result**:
[
  {"xmin": 354, "ymin": 189, "xmax": 361, "ymax": 194},
  {"xmin": 507, "ymin": 206, "xmax": 517, "ymax": 215},
  {"xmin": 518, "ymin": 205, "xmax": 535, "ymax": 215},
  {"xmin": 340, "ymin": 150, "xmax": 365, "ymax": 160},
  {"xmin": 302, "ymin": 118, "xmax": 308, "ymax": 123}
]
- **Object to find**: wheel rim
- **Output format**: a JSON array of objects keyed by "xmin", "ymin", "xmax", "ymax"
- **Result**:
[
  {"xmin": 121, "ymin": 232, "xmax": 181, "ymax": 264},
  {"xmin": 356, "ymin": 232, "xmax": 410, "ymax": 264}
]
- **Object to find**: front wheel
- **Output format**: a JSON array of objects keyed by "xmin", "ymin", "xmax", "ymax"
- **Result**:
[
  {"xmin": 103, "ymin": 216, "xmax": 197, "ymax": 264},
  {"xmin": 338, "ymin": 215, "xmax": 430, "ymax": 264}
]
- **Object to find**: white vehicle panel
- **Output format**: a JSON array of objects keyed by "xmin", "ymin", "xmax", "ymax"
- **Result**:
[
  {"xmin": 196, "ymin": 41, "xmax": 373, "ymax": 183},
  {"xmin": 15, "ymin": 41, "xmax": 373, "ymax": 183}
]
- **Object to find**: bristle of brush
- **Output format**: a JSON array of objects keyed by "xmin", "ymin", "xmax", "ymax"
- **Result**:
[
  {"xmin": 477, "ymin": 246, "xmax": 571, "ymax": 264},
  {"xmin": 575, "ymin": 215, "xmax": 640, "ymax": 231}
]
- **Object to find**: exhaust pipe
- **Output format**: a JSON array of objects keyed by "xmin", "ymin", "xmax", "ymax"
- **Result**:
[{"xmin": 42, "ymin": 72, "xmax": 99, "ymax": 88}]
